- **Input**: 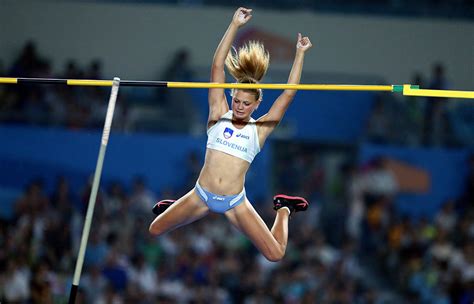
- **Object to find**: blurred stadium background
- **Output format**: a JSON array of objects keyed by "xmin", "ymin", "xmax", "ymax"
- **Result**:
[{"xmin": 0, "ymin": 0, "xmax": 473, "ymax": 303}]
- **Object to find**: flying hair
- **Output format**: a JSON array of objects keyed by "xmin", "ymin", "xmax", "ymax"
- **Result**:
[{"xmin": 225, "ymin": 41, "xmax": 270, "ymax": 100}]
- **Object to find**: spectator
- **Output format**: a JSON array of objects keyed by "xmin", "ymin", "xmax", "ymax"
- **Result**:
[
  {"xmin": 30, "ymin": 262, "xmax": 54, "ymax": 304},
  {"xmin": 1, "ymin": 258, "xmax": 30, "ymax": 303},
  {"xmin": 129, "ymin": 176, "xmax": 156, "ymax": 216},
  {"xmin": 156, "ymin": 48, "xmax": 195, "ymax": 107},
  {"xmin": 405, "ymin": 72, "xmax": 425, "ymax": 145},
  {"xmin": 435, "ymin": 200, "xmax": 457, "ymax": 233},
  {"xmin": 9, "ymin": 40, "xmax": 43, "ymax": 77},
  {"xmin": 155, "ymin": 48, "xmax": 198, "ymax": 132},
  {"xmin": 84, "ymin": 232, "xmax": 109, "ymax": 268},
  {"xmin": 127, "ymin": 253, "xmax": 159, "ymax": 299},
  {"xmin": 81, "ymin": 265, "xmax": 108, "ymax": 303},
  {"xmin": 423, "ymin": 62, "xmax": 452, "ymax": 146}
]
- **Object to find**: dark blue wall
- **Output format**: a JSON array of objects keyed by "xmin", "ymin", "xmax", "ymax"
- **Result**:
[
  {"xmin": 0, "ymin": 125, "xmax": 271, "ymax": 201},
  {"xmin": 359, "ymin": 144, "xmax": 470, "ymax": 218},
  {"xmin": 0, "ymin": 126, "xmax": 470, "ymax": 220}
]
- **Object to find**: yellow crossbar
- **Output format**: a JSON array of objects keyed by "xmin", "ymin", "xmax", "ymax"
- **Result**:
[
  {"xmin": 67, "ymin": 80, "xmax": 114, "ymax": 86},
  {"xmin": 0, "ymin": 78, "xmax": 472, "ymax": 98},
  {"xmin": 167, "ymin": 82, "xmax": 394, "ymax": 91},
  {"xmin": 0, "ymin": 78, "xmax": 18, "ymax": 84},
  {"xmin": 403, "ymin": 84, "xmax": 474, "ymax": 99}
]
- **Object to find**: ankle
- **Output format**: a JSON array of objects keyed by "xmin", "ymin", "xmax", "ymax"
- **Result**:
[{"xmin": 278, "ymin": 206, "xmax": 291, "ymax": 215}]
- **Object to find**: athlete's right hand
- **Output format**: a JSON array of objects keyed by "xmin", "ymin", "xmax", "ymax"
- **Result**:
[{"xmin": 232, "ymin": 7, "xmax": 252, "ymax": 27}]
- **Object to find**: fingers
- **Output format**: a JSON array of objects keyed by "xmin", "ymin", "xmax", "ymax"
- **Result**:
[
  {"xmin": 234, "ymin": 7, "xmax": 253, "ymax": 24},
  {"xmin": 242, "ymin": 8, "xmax": 252, "ymax": 21},
  {"xmin": 296, "ymin": 33, "xmax": 312, "ymax": 50},
  {"xmin": 298, "ymin": 34, "xmax": 309, "ymax": 43},
  {"xmin": 237, "ymin": 7, "xmax": 252, "ymax": 18}
]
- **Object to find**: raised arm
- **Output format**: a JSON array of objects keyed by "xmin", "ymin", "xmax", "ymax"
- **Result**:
[
  {"xmin": 208, "ymin": 8, "xmax": 252, "ymax": 126},
  {"xmin": 257, "ymin": 33, "xmax": 312, "ymax": 142}
]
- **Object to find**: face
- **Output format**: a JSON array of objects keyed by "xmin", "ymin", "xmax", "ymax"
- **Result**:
[{"xmin": 231, "ymin": 90, "xmax": 260, "ymax": 120}]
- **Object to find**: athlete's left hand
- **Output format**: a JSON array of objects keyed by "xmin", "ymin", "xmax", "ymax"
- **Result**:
[{"xmin": 296, "ymin": 33, "xmax": 312, "ymax": 52}]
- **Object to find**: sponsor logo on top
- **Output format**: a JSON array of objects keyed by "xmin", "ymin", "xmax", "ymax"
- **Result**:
[{"xmin": 236, "ymin": 133, "xmax": 249, "ymax": 140}]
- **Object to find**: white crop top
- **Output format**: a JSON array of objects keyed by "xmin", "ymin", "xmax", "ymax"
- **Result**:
[{"xmin": 206, "ymin": 111, "xmax": 261, "ymax": 163}]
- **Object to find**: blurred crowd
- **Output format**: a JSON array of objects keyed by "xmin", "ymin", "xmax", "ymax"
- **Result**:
[
  {"xmin": 365, "ymin": 63, "xmax": 474, "ymax": 148},
  {"xmin": 1, "ymin": 170, "xmax": 378, "ymax": 303},
  {"xmin": 273, "ymin": 143, "xmax": 474, "ymax": 303},
  {"xmin": 0, "ymin": 42, "xmax": 198, "ymax": 133},
  {"xmin": 346, "ymin": 154, "xmax": 474, "ymax": 304},
  {"xmin": 0, "ymin": 41, "xmax": 114, "ymax": 130},
  {"xmin": 1, "ymin": 147, "xmax": 473, "ymax": 303}
]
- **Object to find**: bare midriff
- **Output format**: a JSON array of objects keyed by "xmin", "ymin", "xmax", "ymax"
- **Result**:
[{"xmin": 197, "ymin": 148, "xmax": 250, "ymax": 196}]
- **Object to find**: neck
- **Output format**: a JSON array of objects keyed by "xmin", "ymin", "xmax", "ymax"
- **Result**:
[{"xmin": 231, "ymin": 116, "xmax": 250, "ymax": 128}]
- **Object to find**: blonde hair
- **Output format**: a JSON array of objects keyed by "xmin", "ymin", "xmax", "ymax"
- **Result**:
[{"xmin": 225, "ymin": 41, "xmax": 270, "ymax": 101}]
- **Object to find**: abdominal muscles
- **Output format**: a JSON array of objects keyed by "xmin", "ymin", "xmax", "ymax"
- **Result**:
[{"xmin": 198, "ymin": 149, "xmax": 250, "ymax": 195}]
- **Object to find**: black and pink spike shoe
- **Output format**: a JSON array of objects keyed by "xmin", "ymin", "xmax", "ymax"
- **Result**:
[
  {"xmin": 273, "ymin": 194, "xmax": 309, "ymax": 215},
  {"xmin": 152, "ymin": 199, "xmax": 176, "ymax": 215}
]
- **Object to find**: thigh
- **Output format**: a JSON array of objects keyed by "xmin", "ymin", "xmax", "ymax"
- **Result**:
[
  {"xmin": 150, "ymin": 188, "xmax": 209, "ymax": 235},
  {"xmin": 225, "ymin": 198, "xmax": 280, "ymax": 250}
]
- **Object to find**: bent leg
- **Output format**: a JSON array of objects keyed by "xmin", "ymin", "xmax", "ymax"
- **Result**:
[
  {"xmin": 225, "ymin": 198, "xmax": 290, "ymax": 262},
  {"xmin": 149, "ymin": 189, "xmax": 209, "ymax": 236}
]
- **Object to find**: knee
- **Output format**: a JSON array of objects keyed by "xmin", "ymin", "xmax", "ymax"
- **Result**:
[
  {"xmin": 148, "ymin": 222, "xmax": 162, "ymax": 236},
  {"xmin": 263, "ymin": 247, "xmax": 286, "ymax": 262}
]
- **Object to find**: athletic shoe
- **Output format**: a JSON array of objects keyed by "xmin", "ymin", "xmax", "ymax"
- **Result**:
[
  {"xmin": 273, "ymin": 194, "xmax": 309, "ymax": 215},
  {"xmin": 152, "ymin": 199, "xmax": 176, "ymax": 215}
]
